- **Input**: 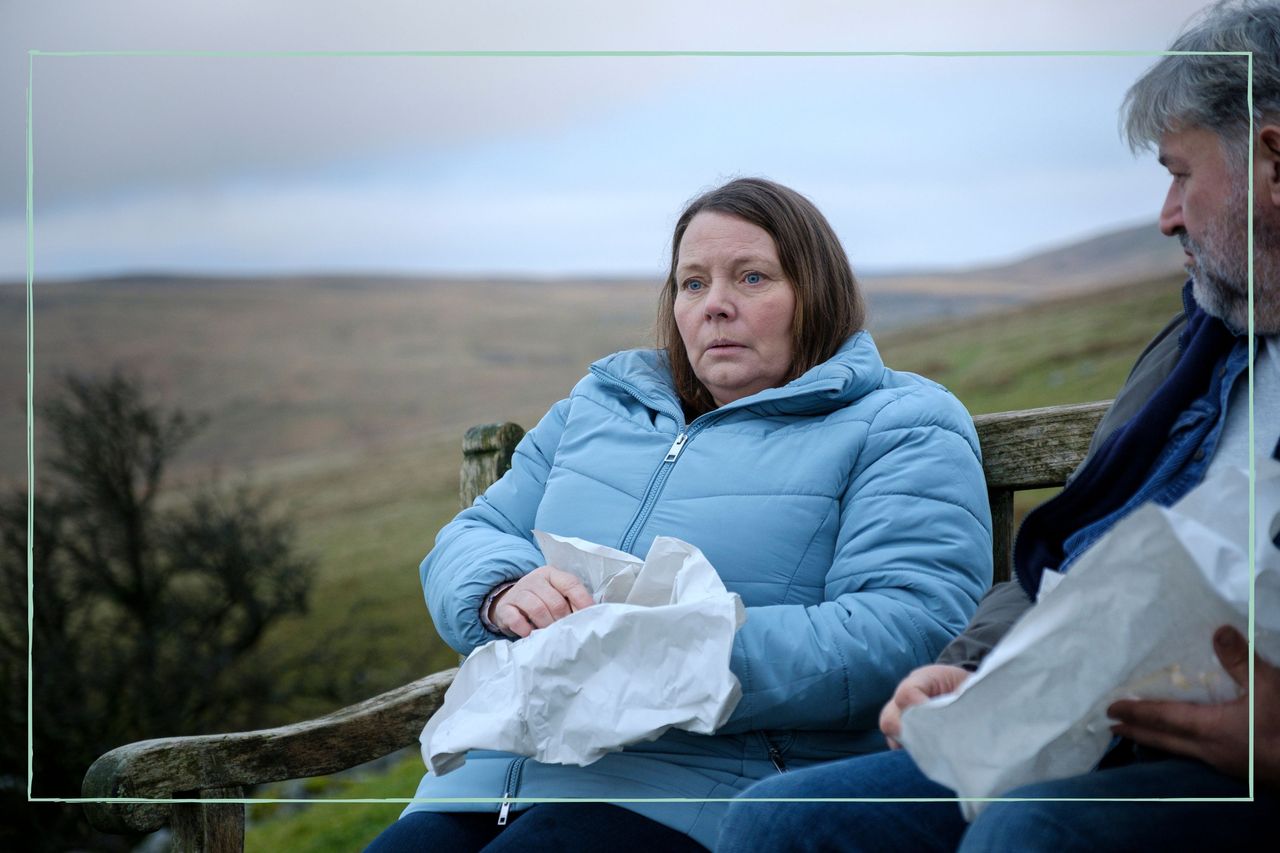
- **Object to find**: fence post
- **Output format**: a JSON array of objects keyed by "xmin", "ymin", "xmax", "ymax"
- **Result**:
[{"xmin": 460, "ymin": 422, "xmax": 526, "ymax": 508}]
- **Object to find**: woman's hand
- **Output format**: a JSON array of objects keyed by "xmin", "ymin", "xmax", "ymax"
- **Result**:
[
  {"xmin": 490, "ymin": 566, "xmax": 595, "ymax": 638},
  {"xmin": 879, "ymin": 664, "xmax": 971, "ymax": 749}
]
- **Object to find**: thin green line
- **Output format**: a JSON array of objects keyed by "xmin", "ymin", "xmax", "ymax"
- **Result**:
[
  {"xmin": 1246, "ymin": 51, "xmax": 1256, "ymax": 802},
  {"xmin": 27, "ymin": 49, "xmax": 1249, "ymax": 59},
  {"xmin": 25, "ymin": 48, "xmax": 35, "ymax": 803},
  {"xmin": 30, "ymin": 795, "xmax": 1258, "ymax": 804}
]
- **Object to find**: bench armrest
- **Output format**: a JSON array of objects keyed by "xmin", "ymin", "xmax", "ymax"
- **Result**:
[{"xmin": 82, "ymin": 667, "xmax": 458, "ymax": 833}]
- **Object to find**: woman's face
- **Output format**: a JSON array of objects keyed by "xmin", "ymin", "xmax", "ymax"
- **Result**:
[{"xmin": 674, "ymin": 211, "xmax": 796, "ymax": 408}]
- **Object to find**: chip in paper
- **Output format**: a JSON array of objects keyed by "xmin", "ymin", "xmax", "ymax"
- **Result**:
[{"xmin": 420, "ymin": 531, "xmax": 745, "ymax": 775}]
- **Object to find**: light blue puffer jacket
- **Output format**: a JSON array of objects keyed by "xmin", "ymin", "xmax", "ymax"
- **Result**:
[{"xmin": 405, "ymin": 332, "xmax": 992, "ymax": 847}]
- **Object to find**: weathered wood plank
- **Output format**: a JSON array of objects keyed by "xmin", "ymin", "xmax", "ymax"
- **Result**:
[
  {"xmin": 461, "ymin": 422, "xmax": 525, "ymax": 507},
  {"xmin": 988, "ymin": 488, "xmax": 1015, "ymax": 585},
  {"xmin": 456, "ymin": 406, "xmax": 1109, "ymax": 501},
  {"xmin": 974, "ymin": 401, "xmax": 1108, "ymax": 490},
  {"xmin": 170, "ymin": 787, "xmax": 244, "ymax": 853},
  {"xmin": 82, "ymin": 668, "xmax": 458, "ymax": 833}
]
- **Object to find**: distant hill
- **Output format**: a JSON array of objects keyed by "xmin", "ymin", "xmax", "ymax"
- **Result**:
[
  {"xmin": 0, "ymin": 220, "xmax": 1189, "ymax": 483},
  {"xmin": 1, "ymin": 220, "xmax": 1184, "ymax": 298},
  {"xmin": 862, "ymin": 221, "xmax": 1185, "ymax": 298},
  {"xmin": 961, "ymin": 221, "xmax": 1185, "ymax": 288}
]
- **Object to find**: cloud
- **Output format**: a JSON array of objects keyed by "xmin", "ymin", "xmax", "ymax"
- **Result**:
[{"xmin": 2, "ymin": 0, "xmax": 1212, "ymax": 277}]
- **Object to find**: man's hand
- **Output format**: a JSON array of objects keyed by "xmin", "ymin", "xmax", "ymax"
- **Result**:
[
  {"xmin": 1108, "ymin": 625, "xmax": 1280, "ymax": 788},
  {"xmin": 879, "ymin": 664, "xmax": 970, "ymax": 749},
  {"xmin": 490, "ymin": 566, "xmax": 594, "ymax": 638}
]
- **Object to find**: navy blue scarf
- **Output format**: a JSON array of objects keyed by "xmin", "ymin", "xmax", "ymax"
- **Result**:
[
  {"xmin": 1015, "ymin": 283, "xmax": 1237, "ymax": 598},
  {"xmin": 1274, "ymin": 434, "xmax": 1280, "ymax": 549}
]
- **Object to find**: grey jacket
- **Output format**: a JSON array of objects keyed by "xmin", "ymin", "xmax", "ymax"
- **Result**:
[{"xmin": 936, "ymin": 310, "xmax": 1188, "ymax": 670}]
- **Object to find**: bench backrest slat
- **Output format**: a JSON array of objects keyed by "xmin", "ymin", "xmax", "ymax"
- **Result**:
[{"xmin": 975, "ymin": 401, "xmax": 1109, "ymax": 580}]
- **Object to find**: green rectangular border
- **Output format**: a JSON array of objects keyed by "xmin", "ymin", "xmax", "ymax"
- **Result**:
[{"xmin": 24, "ymin": 48, "xmax": 1259, "ymax": 810}]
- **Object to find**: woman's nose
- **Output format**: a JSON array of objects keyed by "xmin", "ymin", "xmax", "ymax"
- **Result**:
[{"xmin": 703, "ymin": 280, "xmax": 735, "ymax": 319}]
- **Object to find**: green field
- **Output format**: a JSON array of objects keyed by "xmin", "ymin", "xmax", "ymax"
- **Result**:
[
  {"xmin": 234, "ymin": 273, "xmax": 1185, "ymax": 851},
  {"xmin": 876, "ymin": 273, "xmax": 1184, "ymax": 415},
  {"xmin": 2, "ymin": 276, "xmax": 663, "ymax": 487}
]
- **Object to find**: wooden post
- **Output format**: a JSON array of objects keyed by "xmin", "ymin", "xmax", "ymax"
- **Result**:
[
  {"xmin": 989, "ymin": 488, "xmax": 1015, "ymax": 585},
  {"xmin": 460, "ymin": 422, "xmax": 525, "ymax": 508},
  {"xmin": 170, "ymin": 787, "xmax": 244, "ymax": 853}
]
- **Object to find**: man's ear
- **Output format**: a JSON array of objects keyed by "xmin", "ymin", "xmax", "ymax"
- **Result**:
[{"xmin": 1258, "ymin": 124, "xmax": 1280, "ymax": 208}]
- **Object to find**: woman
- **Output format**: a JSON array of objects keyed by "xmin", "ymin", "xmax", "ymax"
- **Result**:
[{"xmin": 367, "ymin": 178, "xmax": 992, "ymax": 852}]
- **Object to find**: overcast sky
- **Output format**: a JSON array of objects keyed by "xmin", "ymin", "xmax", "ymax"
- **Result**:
[{"xmin": 2, "ymin": 0, "xmax": 1218, "ymax": 280}]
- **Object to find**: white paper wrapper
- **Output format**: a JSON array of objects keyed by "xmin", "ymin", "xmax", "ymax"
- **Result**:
[
  {"xmin": 420, "ymin": 532, "xmax": 745, "ymax": 775},
  {"xmin": 900, "ymin": 460, "xmax": 1280, "ymax": 820}
]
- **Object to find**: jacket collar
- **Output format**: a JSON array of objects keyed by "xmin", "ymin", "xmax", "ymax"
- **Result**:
[{"xmin": 590, "ymin": 332, "xmax": 887, "ymax": 421}]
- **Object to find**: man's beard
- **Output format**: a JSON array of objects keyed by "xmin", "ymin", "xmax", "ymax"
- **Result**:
[{"xmin": 1182, "ymin": 183, "xmax": 1280, "ymax": 334}]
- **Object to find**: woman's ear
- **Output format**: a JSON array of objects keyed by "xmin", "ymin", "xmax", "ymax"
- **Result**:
[{"xmin": 1259, "ymin": 125, "xmax": 1280, "ymax": 208}]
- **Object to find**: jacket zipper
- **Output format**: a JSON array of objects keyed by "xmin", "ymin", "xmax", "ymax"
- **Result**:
[
  {"xmin": 760, "ymin": 732, "xmax": 788, "ymax": 773},
  {"xmin": 616, "ymin": 426, "xmax": 702, "ymax": 552},
  {"xmin": 587, "ymin": 364, "xmax": 788, "ymax": 553},
  {"xmin": 587, "ymin": 367, "xmax": 706, "ymax": 554},
  {"xmin": 497, "ymin": 756, "xmax": 527, "ymax": 825}
]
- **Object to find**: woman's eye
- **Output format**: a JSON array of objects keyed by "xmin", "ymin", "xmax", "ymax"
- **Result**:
[
  {"xmin": 683, "ymin": 279, "xmax": 704, "ymax": 292},
  {"xmin": 744, "ymin": 272, "xmax": 763, "ymax": 285}
]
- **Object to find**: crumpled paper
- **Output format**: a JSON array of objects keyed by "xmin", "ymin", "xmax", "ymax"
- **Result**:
[
  {"xmin": 900, "ymin": 460, "xmax": 1280, "ymax": 820},
  {"xmin": 420, "ymin": 531, "xmax": 745, "ymax": 775}
]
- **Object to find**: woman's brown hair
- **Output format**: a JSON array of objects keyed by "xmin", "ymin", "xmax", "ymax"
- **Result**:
[{"xmin": 658, "ymin": 177, "xmax": 866, "ymax": 417}]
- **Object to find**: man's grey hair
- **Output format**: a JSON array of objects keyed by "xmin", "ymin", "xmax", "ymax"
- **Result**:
[{"xmin": 1122, "ymin": 0, "xmax": 1280, "ymax": 162}]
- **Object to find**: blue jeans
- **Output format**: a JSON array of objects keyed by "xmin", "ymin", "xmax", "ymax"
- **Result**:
[
  {"xmin": 716, "ymin": 748, "xmax": 1273, "ymax": 852},
  {"xmin": 364, "ymin": 802, "xmax": 708, "ymax": 852}
]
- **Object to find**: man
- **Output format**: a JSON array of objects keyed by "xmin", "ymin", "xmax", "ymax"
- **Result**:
[{"xmin": 716, "ymin": 2, "xmax": 1279, "ymax": 850}]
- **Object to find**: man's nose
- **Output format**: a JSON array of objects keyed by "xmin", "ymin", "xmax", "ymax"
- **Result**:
[{"xmin": 1158, "ymin": 182, "xmax": 1184, "ymax": 237}]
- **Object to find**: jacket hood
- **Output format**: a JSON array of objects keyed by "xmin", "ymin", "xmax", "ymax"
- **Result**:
[{"xmin": 589, "ymin": 332, "xmax": 888, "ymax": 420}]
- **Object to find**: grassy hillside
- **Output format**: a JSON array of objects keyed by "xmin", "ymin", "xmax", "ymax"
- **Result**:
[
  {"xmin": 239, "ymin": 273, "xmax": 1187, "ymax": 852},
  {"xmin": 1, "ymin": 276, "xmax": 662, "ymax": 486},
  {"xmin": 875, "ymin": 272, "xmax": 1184, "ymax": 415}
]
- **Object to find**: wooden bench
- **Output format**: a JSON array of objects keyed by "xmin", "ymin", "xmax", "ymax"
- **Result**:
[{"xmin": 81, "ymin": 400, "xmax": 1109, "ymax": 852}]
